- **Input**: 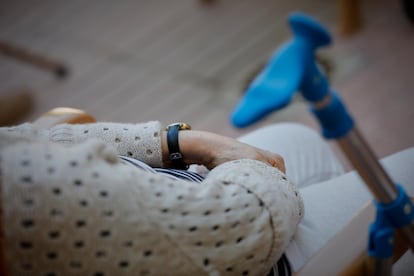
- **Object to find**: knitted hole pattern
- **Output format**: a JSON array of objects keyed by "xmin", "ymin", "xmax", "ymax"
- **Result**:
[
  {"xmin": 1, "ymin": 140, "xmax": 286, "ymax": 275},
  {"xmin": 143, "ymin": 176, "xmax": 274, "ymax": 275},
  {"xmin": 48, "ymin": 122, "xmax": 163, "ymax": 167},
  {"xmin": 2, "ymin": 141, "xmax": 202, "ymax": 275}
]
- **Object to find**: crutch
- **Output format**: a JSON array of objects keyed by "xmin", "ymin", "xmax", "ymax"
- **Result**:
[{"xmin": 230, "ymin": 13, "xmax": 414, "ymax": 275}]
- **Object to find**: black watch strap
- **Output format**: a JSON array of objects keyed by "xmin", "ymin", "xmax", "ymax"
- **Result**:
[{"xmin": 166, "ymin": 123, "xmax": 191, "ymax": 169}]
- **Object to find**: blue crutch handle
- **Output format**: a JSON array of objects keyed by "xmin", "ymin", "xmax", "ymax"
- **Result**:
[{"xmin": 231, "ymin": 12, "xmax": 332, "ymax": 128}]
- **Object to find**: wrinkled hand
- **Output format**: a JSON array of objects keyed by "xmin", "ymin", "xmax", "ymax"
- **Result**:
[
  {"xmin": 203, "ymin": 134, "xmax": 286, "ymax": 172},
  {"xmin": 163, "ymin": 130, "xmax": 285, "ymax": 172},
  {"xmin": 212, "ymin": 142, "xmax": 285, "ymax": 172}
]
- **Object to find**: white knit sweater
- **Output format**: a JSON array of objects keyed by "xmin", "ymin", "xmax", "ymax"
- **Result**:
[{"xmin": 0, "ymin": 122, "xmax": 303, "ymax": 276}]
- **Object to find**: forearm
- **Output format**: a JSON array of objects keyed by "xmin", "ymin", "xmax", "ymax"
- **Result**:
[
  {"xmin": 2, "ymin": 121, "xmax": 285, "ymax": 171},
  {"xmin": 161, "ymin": 130, "xmax": 226, "ymax": 168},
  {"xmin": 1, "ymin": 121, "xmax": 164, "ymax": 167},
  {"xmin": 161, "ymin": 129, "xmax": 285, "ymax": 171}
]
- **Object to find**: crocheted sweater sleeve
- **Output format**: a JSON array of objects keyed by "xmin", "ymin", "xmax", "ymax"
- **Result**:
[{"xmin": 0, "ymin": 122, "xmax": 304, "ymax": 276}]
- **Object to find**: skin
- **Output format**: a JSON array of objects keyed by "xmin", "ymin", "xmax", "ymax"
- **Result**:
[{"xmin": 161, "ymin": 130, "xmax": 286, "ymax": 173}]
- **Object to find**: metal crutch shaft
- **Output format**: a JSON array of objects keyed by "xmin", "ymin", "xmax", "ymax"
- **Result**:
[{"xmin": 313, "ymin": 94, "xmax": 414, "ymax": 250}]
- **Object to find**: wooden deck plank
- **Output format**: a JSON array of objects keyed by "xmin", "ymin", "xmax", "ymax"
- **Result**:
[{"xmin": 0, "ymin": 0, "xmax": 413, "ymax": 164}]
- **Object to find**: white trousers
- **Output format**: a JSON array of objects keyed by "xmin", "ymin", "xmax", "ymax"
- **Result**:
[{"xmin": 238, "ymin": 123, "xmax": 414, "ymax": 273}]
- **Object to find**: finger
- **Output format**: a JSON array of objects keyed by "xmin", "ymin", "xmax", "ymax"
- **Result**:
[
  {"xmin": 269, "ymin": 154, "xmax": 286, "ymax": 173},
  {"xmin": 279, "ymin": 158, "xmax": 286, "ymax": 173}
]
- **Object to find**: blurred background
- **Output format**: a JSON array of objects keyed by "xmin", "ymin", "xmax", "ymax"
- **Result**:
[{"xmin": 0, "ymin": 0, "xmax": 413, "ymax": 166}]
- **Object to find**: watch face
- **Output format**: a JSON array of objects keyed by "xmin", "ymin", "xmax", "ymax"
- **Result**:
[
  {"xmin": 167, "ymin": 123, "xmax": 191, "ymax": 131},
  {"xmin": 178, "ymin": 123, "xmax": 191, "ymax": 130}
]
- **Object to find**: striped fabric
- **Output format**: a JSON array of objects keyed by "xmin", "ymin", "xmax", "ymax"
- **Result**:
[{"xmin": 119, "ymin": 156, "xmax": 204, "ymax": 183}]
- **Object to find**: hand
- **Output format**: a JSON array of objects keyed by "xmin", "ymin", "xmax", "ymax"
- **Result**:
[
  {"xmin": 162, "ymin": 130, "xmax": 285, "ymax": 172},
  {"xmin": 208, "ymin": 138, "xmax": 286, "ymax": 173}
]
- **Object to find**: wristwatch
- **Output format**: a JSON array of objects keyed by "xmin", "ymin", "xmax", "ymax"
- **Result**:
[{"xmin": 165, "ymin": 122, "xmax": 192, "ymax": 169}]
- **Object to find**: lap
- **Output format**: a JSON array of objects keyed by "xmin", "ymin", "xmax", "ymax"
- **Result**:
[
  {"xmin": 238, "ymin": 123, "xmax": 344, "ymax": 188},
  {"xmin": 289, "ymin": 147, "xmax": 414, "ymax": 272}
]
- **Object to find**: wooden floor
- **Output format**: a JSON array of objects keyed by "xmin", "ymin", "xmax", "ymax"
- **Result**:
[
  {"xmin": 1, "ymin": 0, "xmax": 414, "ymax": 273},
  {"xmin": 0, "ymin": 0, "xmax": 413, "ymax": 161}
]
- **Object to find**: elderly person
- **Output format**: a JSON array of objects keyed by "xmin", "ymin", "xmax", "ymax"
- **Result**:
[
  {"xmin": 0, "ymin": 121, "xmax": 413, "ymax": 275},
  {"xmin": 0, "ymin": 121, "xmax": 301, "ymax": 276}
]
